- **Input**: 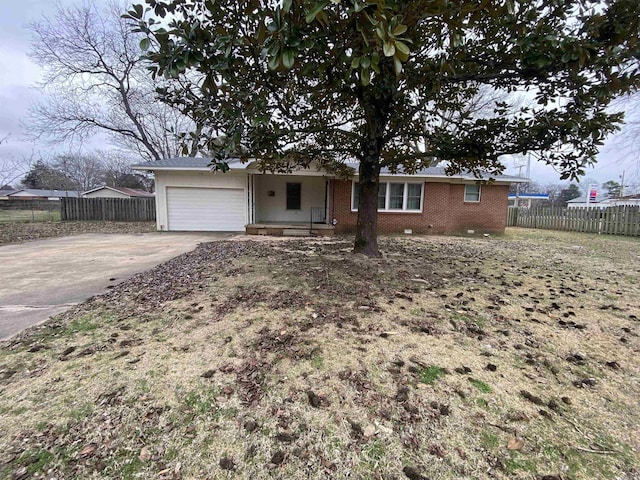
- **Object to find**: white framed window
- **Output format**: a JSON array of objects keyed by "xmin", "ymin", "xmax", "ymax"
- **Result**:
[
  {"xmin": 464, "ymin": 184, "xmax": 481, "ymax": 202},
  {"xmin": 352, "ymin": 181, "xmax": 423, "ymax": 212}
]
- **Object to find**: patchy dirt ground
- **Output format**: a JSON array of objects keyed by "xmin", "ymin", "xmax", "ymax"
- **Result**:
[
  {"xmin": 0, "ymin": 228, "xmax": 638, "ymax": 480},
  {"xmin": 0, "ymin": 221, "xmax": 156, "ymax": 245}
]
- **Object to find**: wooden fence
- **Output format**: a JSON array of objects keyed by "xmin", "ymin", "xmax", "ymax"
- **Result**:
[
  {"xmin": 61, "ymin": 197, "xmax": 156, "ymax": 222},
  {"xmin": 507, "ymin": 205, "xmax": 640, "ymax": 236}
]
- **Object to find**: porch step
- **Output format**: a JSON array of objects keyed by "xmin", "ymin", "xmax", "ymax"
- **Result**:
[{"xmin": 282, "ymin": 229, "xmax": 312, "ymax": 237}]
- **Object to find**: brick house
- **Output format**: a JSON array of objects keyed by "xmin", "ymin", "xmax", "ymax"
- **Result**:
[{"xmin": 133, "ymin": 158, "xmax": 525, "ymax": 235}]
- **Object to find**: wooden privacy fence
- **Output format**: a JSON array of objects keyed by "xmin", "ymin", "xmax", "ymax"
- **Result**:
[
  {"xmin": 507, "ymin": 205, "xmax": 640, "ymax": 236},
  {"xmin": 61, "ymin": 197, "xmax": 156, "ymax": 222}
]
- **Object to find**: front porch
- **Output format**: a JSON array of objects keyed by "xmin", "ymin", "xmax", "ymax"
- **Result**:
[
  {"xmin": 246, "ymin": 173, "xmax": 334, "ymax": 236},
  {"xmin": 245, "ymin": 221, "xmax": 335, "ymax": 236}
]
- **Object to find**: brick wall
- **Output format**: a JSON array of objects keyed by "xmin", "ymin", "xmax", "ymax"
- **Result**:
[{"xmin": 330, "ymin": 180, "xmax": 509, "ymax": 235}]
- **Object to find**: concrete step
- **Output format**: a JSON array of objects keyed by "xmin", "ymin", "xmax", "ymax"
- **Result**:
[{"xmin": 282, "ymin": 229, "xmax": 311, "ymax": 237}]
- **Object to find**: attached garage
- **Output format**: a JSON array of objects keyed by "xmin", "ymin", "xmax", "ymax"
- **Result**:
[{"xmin": 166, "ymin": 187, "xmax": 246, "ymax": 231}]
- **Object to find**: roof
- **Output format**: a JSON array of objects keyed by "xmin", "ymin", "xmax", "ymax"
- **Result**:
[
  {"xmin": 567, "ymin": 195, "xmax": 609, "ymax": 204},
  {"xmin": 8, "ymin": 189, "xmax": 81, "ymax": 198},
  {"xmin": 82, "ymin": 186, "xmax": 154, "ymax": 197},
  {"xmin": 133, "ymin": 157, "xmax": 528, "ymax": 183},
  {"xmin": 0, "ymin": 189, "xmax": 17, "ymax": 196},
  {"xmin": 344, "ymin": 163, "xmax": 526, "ymax": 183},
  {"xmin": 132, "ymin": 157, "xmax": 244, "ymax": 170},
  {"xmin": 508, "ymin": 193, "xmax": 550, "ymax": 199}
]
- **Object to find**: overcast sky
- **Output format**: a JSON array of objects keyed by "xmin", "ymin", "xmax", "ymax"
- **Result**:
[{"xmin": 0, "ymin": 0, "xmax": 638, "ymax": 193}]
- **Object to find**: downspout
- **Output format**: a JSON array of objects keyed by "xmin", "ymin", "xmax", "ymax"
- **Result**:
[
  {"xmin": 331, "ymin": 179, "xmax": 336, "ymax": 227},
  {"xmin": 324, "ymin": 178, "xmax": 329, "ymax": 224}
]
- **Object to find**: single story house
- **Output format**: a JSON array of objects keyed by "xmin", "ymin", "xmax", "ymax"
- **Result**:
[
  {"xmin": 567, "ymin": 194, "xmax": 640, "ymax": 209},
  {"xmin": 0, "ymin": 189, "xmax": 17, "ymax": 200},
  {"xmin": 133, "ymin": 157, "xmax": 526, "ymax": 236},
  {"xmin": 7, "ymin": 189, "xmax": 80, "ymax": 200},
  {"xmin": 82, "ymin": 186, "xmax": 154, "ymax": 199}
]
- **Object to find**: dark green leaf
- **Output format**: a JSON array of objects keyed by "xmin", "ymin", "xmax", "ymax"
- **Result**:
[
  {"xmin": 305, "ymin": 1, "xmax": 329, "ymax": 24},
  {"xmin": 361, "ymin": 67, "xmax": 370, "ymax": 86},
  {"xmin": 268, "ymin": 54, "xmax": 279, "ymax": 70},
  {"xmin": 282, "ymin": 49, "xmax": 295, "ymax": 69}
]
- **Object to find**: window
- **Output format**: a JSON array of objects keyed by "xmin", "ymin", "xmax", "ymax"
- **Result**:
[
  {"xmin": 353, "ymin": 182, "xmax": 388, "ymax": 210},
  {"xmin": 352, "ymin": 181, "xmax": 423, "ymax": 212},
  {"xmin": 378, "ymin": 184, "xmax": 387, "ymax": 209},
  {"xmin": 286, "ymin": 183, "xmax": 301, "ymax": 210},
  {"xmin": 389, "ymin": 183, "xmax": 404, "ymax": 209},
  {"xmin": 464, "ymin": 184, "xmax": 481, "ymax": 202},
  {"xmin": 407, "ymin": 183, "xmax": 422, "ymax": 210}
]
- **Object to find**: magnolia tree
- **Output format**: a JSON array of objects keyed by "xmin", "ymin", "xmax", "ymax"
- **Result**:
[{"xmin": 128, "ymin": 0, "xmax": 639, "ymax": 256}]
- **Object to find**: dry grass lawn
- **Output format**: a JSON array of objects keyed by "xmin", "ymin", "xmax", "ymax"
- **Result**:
[
  {"xmin": 1, "ymin": 228, "xmax": 639, "ymax": 480},
  {"xmin": 0, "ymin": 221, "xmax": 156, "ymax": 245},
  {"xmin": 0, "ymin": 209, "xmax": 61, "ymax": 224}
]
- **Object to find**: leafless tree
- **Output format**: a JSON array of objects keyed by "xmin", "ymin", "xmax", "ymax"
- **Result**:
[
  {"xmin": 410, "ymin": 85, "xmax": 525, "ymax": 167},
  {"xmin": 0, "ymin": 156, "xmax": 28, "ymax": 189},
  {"xmin": 51, "ymin": 153, "xmax": 107, "ymax": 191},
  {"xmin": 607, "ymin": 93, "xmax": 640, "ymax": 190},
  {"xmin": 0, "ymin": 136, "xmax": 30, "ymax": 189},
  {"xmin": 100, "ymin": 150, "xmax": 153, "ymax": 190},
  {"xmin": 24, "ymin": 1, "xmax": 207, "ymax": 161}
]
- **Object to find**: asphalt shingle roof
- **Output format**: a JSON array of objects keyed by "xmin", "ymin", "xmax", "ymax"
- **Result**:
[
  {"xmin": 132, "ymin": 157, "xmax": 525, "ymax": 182},
  {"xmin": 132, "ymin": 157, "xmax": 241, "ymax": 169},
  {"xmin": 9, "ymin": 189, "xmax": 80, "ymax": 197}
]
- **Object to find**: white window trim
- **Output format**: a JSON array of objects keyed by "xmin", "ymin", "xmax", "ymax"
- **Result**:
[
  {"xmin": 464, "ymin": 184, "xmax": 481, "ymax": 203},
  {"xmin": 351, "ymin": 181, "xmax": 424, "ymax": 213}
]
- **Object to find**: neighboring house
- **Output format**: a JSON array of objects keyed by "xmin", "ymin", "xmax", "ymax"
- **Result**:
[
  {"xmin": 566, "ymin": 194, "xmax": 607, "ymax": 208},
  {"xmin": 7, "ymin": 189, "xmax": 81, "ymax": 200},
  {"xmin": 567, "ymin": 194, "xmax": 640, "ymax": 209},
  {"xmin": 82, "ymin": 186, "xmax": 154, "ymax": 199},
  {"xmin": 132, "ymin": 157, "xmax": 526, "ymax": 235},
  {"xmin": 0, "ymin": 189, "xmax": 17, "ymax": 200}
]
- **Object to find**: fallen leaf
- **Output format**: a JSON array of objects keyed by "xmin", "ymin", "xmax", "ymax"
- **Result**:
[
  {"xmin": 507, "ymin": 437, "xmax": 524, "ymax": 450},
  {"xmin": 79, "ymin": 443, "xmax": 97, "ymax": 457},
  {"xmin": 139, "ymin": 447, "xmax": 151, "ymax": 462},
  {"xmin": 363, "ymin": 424, "xmax": 376, "ymax": 438}
]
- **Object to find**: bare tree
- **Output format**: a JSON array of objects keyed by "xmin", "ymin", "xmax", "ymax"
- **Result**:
[
  {"xmin": 51, "ymin": 153, "xmax": 107, "ymax": 191},
  {"xmin": 613, "ymin": 93, "xmax": 640, "ymax": 156},
  {"xmin": 100, "ymin": 150, "xmax": 153, "ymax": 190},
  {"xmin": 24, "ymin": 1, "xmax": 207, "ymax": 161},
  {"xmin": 0, "ymin": 156, "xmax": 28, "ymax": 190},
  {"xmin": 410, "ymin": 85, "xmax": 525, "ymax": 167},
  {"xmin": 607, "ymin": 93, "xmax": 640, "ymax": 191},
  {"xmin": 0, "ymin": 136, "xmax": 30, "ymax": 189}
]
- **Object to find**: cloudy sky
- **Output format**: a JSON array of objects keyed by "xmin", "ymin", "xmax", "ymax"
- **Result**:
[{"xmin": 0, "ymin": 0, "xmax": 638, "ymax": 193}]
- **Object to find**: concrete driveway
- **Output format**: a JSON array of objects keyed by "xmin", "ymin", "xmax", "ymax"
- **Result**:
[{"xmin": 0, "ymin": 232, "xmax": 234, "ymax": 340}]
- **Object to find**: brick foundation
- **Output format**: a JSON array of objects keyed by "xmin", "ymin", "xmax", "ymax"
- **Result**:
[{"xmin": 330, "ymin": 180, "xmax": 509, "ymax": 235}]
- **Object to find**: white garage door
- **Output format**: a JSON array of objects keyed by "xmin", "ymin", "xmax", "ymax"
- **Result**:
[{"xmin": 167, "ymin": 187, "xmax": 246, "ymax": 231}]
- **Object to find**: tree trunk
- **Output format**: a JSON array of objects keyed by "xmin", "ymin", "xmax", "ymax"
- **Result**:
[
  {"xmin": 354, "ymin": 138, "xmax": 382, "ymax": 257},
  {"xmin": 353, "ymin": 71, "xmax": 394, "ymax": 257}
]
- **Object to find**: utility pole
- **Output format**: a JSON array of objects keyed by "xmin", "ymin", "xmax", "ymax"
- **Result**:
[
  {"xmin": 620, "ymin": 170, "xmax": 625, "ymax": 198},
  {"xmin": 514, "ymin": 157, "xmax": 530, "ymax": 208},
  {"xmin": 515, "ymin": 164, "xmax": 524, "ymax": 207}
]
